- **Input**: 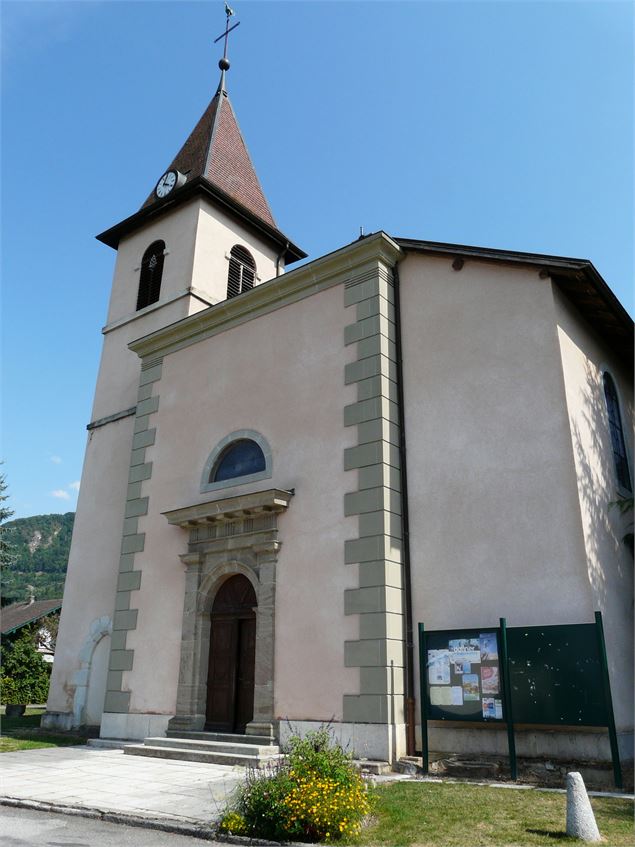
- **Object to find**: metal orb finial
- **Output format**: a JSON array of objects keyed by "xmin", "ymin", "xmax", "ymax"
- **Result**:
[{"xmin": 219, "ymin": 57, "xmax": 230, "ymax": 71}]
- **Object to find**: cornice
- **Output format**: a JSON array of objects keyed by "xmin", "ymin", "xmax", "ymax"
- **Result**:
[
  {"xmin": 97, "ymin": 176, "xmax": 305, "ymax": 263},
  {"xmin": 163, "ymin": 488, "xmax": 294, "ymax": 527},
  {"xmin": 102, "ymin": 287, "xmax": 214, "ymax": 335},
  {"xmin": 129, "ymin": 232, "xmax": 403, "ymax": 361}
]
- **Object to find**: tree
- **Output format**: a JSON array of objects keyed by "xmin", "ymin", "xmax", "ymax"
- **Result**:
[
  {"xmin": 0, "ymin": 467, "xmax": 14, "ymax": 571},
  {"xmin": 0, "ymin": 626, "xmax": 52, "ymax": 705}
]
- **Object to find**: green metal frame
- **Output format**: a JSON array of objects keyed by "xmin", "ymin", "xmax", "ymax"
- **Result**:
[
  {"xmin": 594, "ymin": 611, "xmax": 622, "ymax": 789},
  {"xmin": 499, "ymin": 617, "xmax": 517, "ymax": 780},
  {"xmin": 418, "ymin": 613, "xmax": 622, "ymax": 788}
]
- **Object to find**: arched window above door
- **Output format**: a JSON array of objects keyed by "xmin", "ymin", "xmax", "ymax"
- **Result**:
[{"xmin": 201, "ymin": 430, "xmax": 272, "ymax": 493}]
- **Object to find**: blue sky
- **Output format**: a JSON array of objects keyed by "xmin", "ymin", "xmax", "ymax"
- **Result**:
[{"xmin": 2, "ymin": 0, "xmax": 633, "ymax": 519}]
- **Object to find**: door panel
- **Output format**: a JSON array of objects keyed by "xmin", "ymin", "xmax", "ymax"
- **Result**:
[
  {"xmin": 235, "ymin": 617, "xmax": 256, "ymax": 733},
  {"xmin": 205, "ymin": 575, "xmax": 257, "ymax": 733},
  {"xmin": 206, "ymin": 618, "xmax": 237, "ymax": 731}
]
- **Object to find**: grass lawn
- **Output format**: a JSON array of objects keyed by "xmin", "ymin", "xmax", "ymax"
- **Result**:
[
  {"xmin": 363, "ymin": 781, "xmax": 634, "ymax": 846},
  {"xmin": 0, "ymin": 707, "xmax": 88, "ymax": 752}
]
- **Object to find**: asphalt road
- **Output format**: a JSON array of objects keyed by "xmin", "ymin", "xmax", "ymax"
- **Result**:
[{"xmin": 0, "ymin": 806, "xmax": 224, "ymax": 847}]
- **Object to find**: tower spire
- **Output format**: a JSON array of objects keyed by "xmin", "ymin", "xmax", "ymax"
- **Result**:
[{"xmin": 213, "ymin": 3, "xmax": 240, "ymax": 95}]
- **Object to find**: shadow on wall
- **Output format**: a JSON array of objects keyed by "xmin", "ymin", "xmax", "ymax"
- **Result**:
[{"xmin": 570, "ymin": 361, "xmax": 633, "ymax": 618}]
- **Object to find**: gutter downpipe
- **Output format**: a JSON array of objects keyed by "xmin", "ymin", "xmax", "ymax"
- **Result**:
[
  {"xmin": 392, "ymin": 261, "xmax": 416, "ymax": 756},
  {"xmin": 276, "ymin": 241, "xmax": 290, "ymax": 277}
]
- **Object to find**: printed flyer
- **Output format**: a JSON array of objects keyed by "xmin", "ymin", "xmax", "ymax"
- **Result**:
[
  {"xmin": 462, "ymin": 674, "xmax": 480, "ymax": 701},
  {"xmin": 479, "ymin": 632, "xmax": 498, "ymax": 661},
  {"xmin": 428, "ymin": 650, "xmax": 451, "ymax": 685},
  {"xmin": 481, "ymin": 666, "xmax": 499, "ymax": 694}
]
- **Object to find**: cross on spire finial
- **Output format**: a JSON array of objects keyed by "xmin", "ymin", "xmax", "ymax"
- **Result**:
[{"xmin": 214, "ymin": 2, "xmax": 240, "ymax": 93}]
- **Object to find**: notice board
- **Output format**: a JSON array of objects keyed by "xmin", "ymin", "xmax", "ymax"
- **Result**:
[
  {"xmin": 424, "ymin": 628, "xmax": 504, "ymax": 722},
  {"xmin": 506, "ymin": 623, "xmax": 609, "ymax": 726}
]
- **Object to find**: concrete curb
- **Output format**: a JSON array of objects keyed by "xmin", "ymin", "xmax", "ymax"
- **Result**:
[
  {"xmin": 0, "ymin": 797, "xmax": 218, "ymax": 841},
  {"xmin": 0, "ymin": 797, "xmax": 310, "ymax": 845}
]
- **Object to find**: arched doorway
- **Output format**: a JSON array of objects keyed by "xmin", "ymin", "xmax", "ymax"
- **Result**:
[{"xmin": 206, "ymin": 574, "xmax": 257, "ymax": 733}]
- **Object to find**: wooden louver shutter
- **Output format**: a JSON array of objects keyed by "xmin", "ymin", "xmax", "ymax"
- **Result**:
[
  {"xmin": 137, "ymin": 240, "xmax": 165, "ymax": 311},
  {"xmin": 227, "ymin": 245, "xmax": 256, "ymax": 299}
]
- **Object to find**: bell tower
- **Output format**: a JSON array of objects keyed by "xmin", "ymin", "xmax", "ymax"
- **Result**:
[
  {"xmin": 97, "ymin": 14, "xmax": 304, "ymax": 334},
  {"xmin": 43, "ymin": 7, "xmax": 304, "ymax": 734}
]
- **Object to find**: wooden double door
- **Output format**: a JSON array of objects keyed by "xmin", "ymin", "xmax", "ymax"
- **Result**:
[{"xmin": 205, "ymin": 575, "xmax": 257, "ymax": 734}]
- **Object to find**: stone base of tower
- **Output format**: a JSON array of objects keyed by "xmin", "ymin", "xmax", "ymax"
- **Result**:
[
  {"xmin": 279, "ymin": 720, "xmax": 407, "ymax": 765},
  {"xmin": 100, "ymin": 712, "xmax": 172, "ymax": 741}
]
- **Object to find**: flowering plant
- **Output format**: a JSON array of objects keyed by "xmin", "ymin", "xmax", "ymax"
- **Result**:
[{"xmin": 218, "ymin": 728, "xmax": 373, "ymax": 842}]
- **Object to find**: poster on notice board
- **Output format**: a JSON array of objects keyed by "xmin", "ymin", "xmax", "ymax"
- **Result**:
[{"xmin": 425, "ymin": 629, "xmax": 504, "ymax": 722}]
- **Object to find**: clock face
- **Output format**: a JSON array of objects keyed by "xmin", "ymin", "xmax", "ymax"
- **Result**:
[{"xmin": 156, "ymin": 171, "xmax": 177, "ymax": 198}]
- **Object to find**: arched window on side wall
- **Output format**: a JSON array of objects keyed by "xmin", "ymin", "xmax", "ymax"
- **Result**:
[
  {"xmin": 603, "ymin": 372, "xmax": 632, "ymax": 492},
  {"xmin": 227, "ymin": 245, "xmax": 256, "ymax": 299},
  {"xmin": 136, "ymin": 240, "xmax": 165, "ymax": 311}
]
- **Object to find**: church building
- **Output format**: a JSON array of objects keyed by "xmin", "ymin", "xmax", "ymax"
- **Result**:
[{"xmin": 44, "ymin": 29, "xmax": 633, "ymax": 769}]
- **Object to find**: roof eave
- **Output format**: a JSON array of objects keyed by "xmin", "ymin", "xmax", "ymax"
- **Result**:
[
  {"xmin": 396, "ymin": 237, "xmax": 633, "ymax": 370},
  {"xmin": 96, "ymin": 177, "xmax": 306, "ymax": 264},
  {"xmin": 1, "ymin": 602, "xmax": 63, "ymax": 636}
]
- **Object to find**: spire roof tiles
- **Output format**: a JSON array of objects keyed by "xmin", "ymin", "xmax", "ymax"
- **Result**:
[{"xmin": 142, "ymin": 87, "xmax": 276, "ymax": 229}]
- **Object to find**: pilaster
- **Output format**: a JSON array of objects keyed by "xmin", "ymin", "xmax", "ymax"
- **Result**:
[
  {"xmin": 102, "ymin": 356, "xmax": 162, "ymax": 715},
  {"xmin": 342, "ymin": 255, "xmax": 405, "ymax": 725}
]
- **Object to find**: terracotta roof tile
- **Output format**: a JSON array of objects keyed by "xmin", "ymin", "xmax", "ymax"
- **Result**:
[{"xmin": 142, "ymin": 90, "xmax": 275, "ymax": 228}]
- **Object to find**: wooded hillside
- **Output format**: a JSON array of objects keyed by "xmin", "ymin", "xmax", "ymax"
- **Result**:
[{"xmin": 2, "ymin": 513, "xmax": 74, "ymax": 603}]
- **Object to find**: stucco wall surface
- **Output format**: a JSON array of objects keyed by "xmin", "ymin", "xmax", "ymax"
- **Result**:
[
  {"xmin": 91, "ymin": 300, "xmax": 195, "ymax": 422},
  {"xmin": 123, "ymin": 282, "xmax": 360, "ymax": 720},
  {"xmin": 105, "ymin": 198, "xmax": 281, "ymax": 328},
  {"xmin": 398, "ymin": 254, "xmax": 600, "ymax": 717},
  {"xmin": 193, "ymin": 200, "xmax": 280, "ymax": 303},
  {"xmin": 105, "ymin": 201, "xmax": 200, "ymax": 326},
  {"xmin": 46, "ymin": 415, "xmax": 134, "ymax": 715},
  {"xmin": 554, "ymin": 286, "xmax": 634, "ymax": 734}
]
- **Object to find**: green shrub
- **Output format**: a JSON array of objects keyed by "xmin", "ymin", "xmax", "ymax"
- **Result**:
[
  {"xmin": 0, "ymin": 627, "xmax": 51, "ymax": 705},
  {"xmin": 221, "ymin": 728, "xmax": 373, "ymax": 843}
]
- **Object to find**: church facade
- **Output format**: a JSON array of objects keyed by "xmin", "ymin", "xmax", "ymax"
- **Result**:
[{"xmin": 44, "ymin": 54, "xmax": 634, "ymax": 766}]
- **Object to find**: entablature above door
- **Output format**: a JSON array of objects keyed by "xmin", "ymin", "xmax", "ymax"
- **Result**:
[{"xmin": 162, "ymin": 488, "xmax": 293, "ymax": 554}]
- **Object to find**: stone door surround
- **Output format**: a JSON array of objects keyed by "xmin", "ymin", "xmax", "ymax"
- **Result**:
[{"xmin": 163, "ymin": 488, "xmax": 293, "ymax": 738}]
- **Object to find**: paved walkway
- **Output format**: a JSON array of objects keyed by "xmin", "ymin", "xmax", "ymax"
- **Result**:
[{"xmin": 0, "ymin": 745, "xmax": 243, "ymax": 826}]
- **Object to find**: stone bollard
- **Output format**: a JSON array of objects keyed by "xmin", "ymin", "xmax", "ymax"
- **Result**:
[{"xmin": 566, "ymin": 771, "xmax": 601, "ymax": 842}]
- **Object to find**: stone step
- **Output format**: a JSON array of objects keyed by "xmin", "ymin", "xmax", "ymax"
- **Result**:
[
  {"xmin": 86, "ymin": 738, "xmax": 130, "ymax": 750},
  {"xmin": 166, "ymin": 730, "xmax": 274, "ymax": 746},
  {"xmin": 124, "ymin": 743, "xmax": 282, "ymax": 767},
  {"xmin": 142, "ymin": 736, "xmax": 280, "ymax": 756},
  {"xmin": 352, "ymin": 759, "xmax": 393, "ymax": 775}
]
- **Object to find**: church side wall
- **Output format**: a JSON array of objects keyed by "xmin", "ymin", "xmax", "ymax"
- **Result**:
[
  {"xmin": 553, "ymin": 285, "xmax": 634, "ymax": 756},
  {"xmin": 105, "ymin": 283, "xmax": 360, "ymax": 736},
  {"xmin": 398, "ymin": 254, "xmax": 607, "ymax": 760},
  {"xmin": 43, "ymin": 414, "xmax": 134, "ymax": 726}
]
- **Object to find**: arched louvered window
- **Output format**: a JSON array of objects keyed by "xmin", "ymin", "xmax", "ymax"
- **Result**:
[
  {"xmin": 136, "ymin": 240, "xmax": 165, "ymax": 311},
  {"xmin": 603, "ymin": 372, "xmax": 632, "ymax": 492},
  {"xmin": 227, "ymin": 245, "xmax": 256, "ymax": 299}
]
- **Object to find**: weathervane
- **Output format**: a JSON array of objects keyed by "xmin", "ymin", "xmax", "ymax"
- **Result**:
[{"xmin": 214, "ymin": 2, "xmax": 240, "ymax": 72}]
